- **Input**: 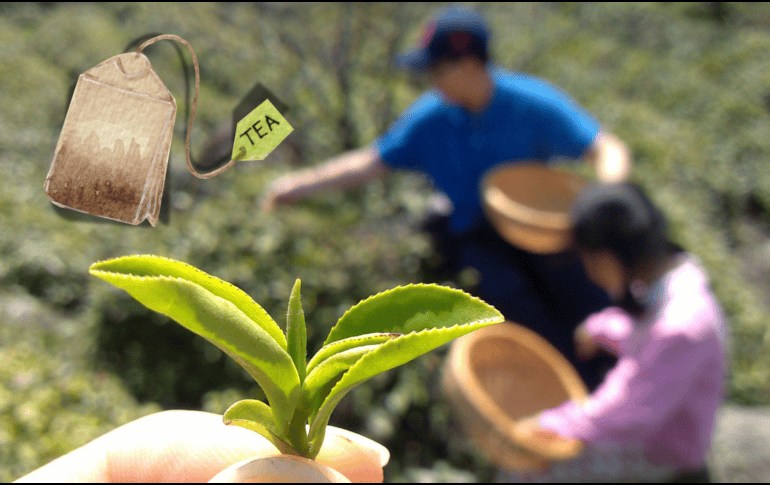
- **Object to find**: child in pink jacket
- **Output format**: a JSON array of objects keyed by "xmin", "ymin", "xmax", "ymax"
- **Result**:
[{"xmin": 500, "ymin": 183, "xmax": 730, "ymax": 483}]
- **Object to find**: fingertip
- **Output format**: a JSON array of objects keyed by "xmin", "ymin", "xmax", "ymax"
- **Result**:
[
  {"xmin": 315, "ymin": 427, "xmax": 389, "ymax": 483},
  {"xmin": 330, "ymin": 428, "xmax": 390, "ymax": 468}
]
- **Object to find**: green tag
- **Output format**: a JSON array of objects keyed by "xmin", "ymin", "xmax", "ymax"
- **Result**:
[{"xmin": 232, "ymin": 99, "xmax": 293, "ymax": 161}]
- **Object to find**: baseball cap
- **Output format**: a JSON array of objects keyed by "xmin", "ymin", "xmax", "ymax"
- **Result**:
[{"xmin": 396, "ymin": 6, "xmax": 490, "ymax": 71}]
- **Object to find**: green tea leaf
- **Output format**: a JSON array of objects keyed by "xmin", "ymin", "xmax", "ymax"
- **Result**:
[
  {"xmin": 307, "ymin": 284, "xmax": 504, "ymax": 458},
  {"xmin": 302, "ymin": 344, "xmax": 380, "ymax": 418},
  {"xmin": 286, "ymin": 279, "xmax": 307, "ymax": 385},
  {"xmin": 224, "ymin": 399, "xmax": 299, "ymax": 455},
  {"xmin": 89, "ymin": 256, "xmax": 301, "ymax": 431},
  {"xmin": 306, "ymin": 333, "xmax": 401, "ymax": 375},
  {"xmin": 90, "ymin": 255, "xmax": 287, "ymax": 349},
  {"xmin": 324, "ymin": 284, "xmax": 503, "ymax": 344}
]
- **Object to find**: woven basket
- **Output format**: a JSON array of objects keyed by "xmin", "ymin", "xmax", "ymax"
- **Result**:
[
  {"xmin": 481, "ymin": 163, "xmax": 586, "ymax": 254},
  {"xmin": 442, "ymin": 322, "xmax": 589, "ymax": 471}
]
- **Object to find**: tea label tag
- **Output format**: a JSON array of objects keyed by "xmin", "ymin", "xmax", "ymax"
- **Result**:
[{"xmin": 232, "ymin": 99, "xmax": 293, "ymax": 162}]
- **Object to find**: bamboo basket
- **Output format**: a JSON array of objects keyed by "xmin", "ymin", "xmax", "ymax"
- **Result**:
[
  {"xmin": 442, "ymin": 322, "xmax": 589, "ymax": 471},
  {"xmin": 481, "ymin": 163, "xmax": 586, "ymax": 254}
]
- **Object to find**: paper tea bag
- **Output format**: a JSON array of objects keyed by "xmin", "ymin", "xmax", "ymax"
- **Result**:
[
  {"xmin": 45, "ymin": 34, "xmax": 246, "ymax": 226},
  {"xmin": 45, "ymin": 50, "xmax": 176, "ymax": 226}
]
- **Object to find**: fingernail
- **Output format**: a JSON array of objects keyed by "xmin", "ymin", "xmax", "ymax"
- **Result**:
[{"xmin": 209, "ymin": 455, "xmax": 350, "ymax": 483}]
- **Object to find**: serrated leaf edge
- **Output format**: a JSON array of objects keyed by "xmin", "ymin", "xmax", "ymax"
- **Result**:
[
  {"xmin": 307, "ymin": 317, "xmax": 503, "ymax": 457},
  {"xmin": 324, "ymin": 283, "xmax": 500, "ymax": 345},
  {"xmin": 90, "ymin": 255, "xmax": 287, "ymax": 349},
  {"xmin": 306, "ymin": 332, "xmax": 402, "ymax": 374},
  {"xmin": 91, "ymin": 263, "xmax": 302, "ymax": 433},
  {"xmin": 325, "ymin": 317, "xmax": 502, "ymax": 405}
]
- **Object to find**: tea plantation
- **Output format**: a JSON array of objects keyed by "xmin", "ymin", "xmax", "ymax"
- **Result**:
[{"xmin": 2, "ymin": 3, "xmax": 770, "ymax": 482}]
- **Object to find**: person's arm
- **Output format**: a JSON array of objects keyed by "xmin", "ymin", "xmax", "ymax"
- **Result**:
[
  {"xmin": 578, "ymin": 307, "xmax": 636, "ymax": 358},
  {"xmin": 262, "ymin": 145, "xmax": 388, "ymax": 211},
  {"xmin": 583, "ymin": 130, "xmax": 632, "ymax": 183},
  {"xmin": 538, "ymin": 330, "xmax": 713, "ymax": 445}
]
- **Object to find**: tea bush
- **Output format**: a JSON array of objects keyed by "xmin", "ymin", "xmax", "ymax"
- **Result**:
[
  {"xmin": 2, "ymin": 2, "xmax": 770, "ymax": 481},
  {"xmin": 0, "ymin": 292, "xmax": 161, "ymax": 482}
]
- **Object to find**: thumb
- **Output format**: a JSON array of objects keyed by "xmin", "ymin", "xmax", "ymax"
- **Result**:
[
  {"xmin": 314, "ymin": 426, "xmax": 390, "ymax": 483},
  {"xmin": 210, "ymin": 426, "xmax": 390, "ymax": 483}
]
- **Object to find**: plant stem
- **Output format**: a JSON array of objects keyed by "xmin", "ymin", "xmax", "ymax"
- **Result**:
[{"xmin": 285, "ymin": 406, "xmax": 311, "ymax": 458}]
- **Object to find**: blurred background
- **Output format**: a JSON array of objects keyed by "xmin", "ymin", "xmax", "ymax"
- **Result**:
[{"xmin": 1, "ymin": 2, "xmax": 770, "ymax": 482}]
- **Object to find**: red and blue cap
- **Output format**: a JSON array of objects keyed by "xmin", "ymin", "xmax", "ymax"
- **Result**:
[{"xmin": 396, "ymin": 6, "xmax": 490, "ymax": 71}]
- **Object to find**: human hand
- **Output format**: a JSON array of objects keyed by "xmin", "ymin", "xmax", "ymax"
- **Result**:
[
  {"xmin": 517, "ymin": 415, "xmax": 563, "ymax": 443},
  {"xmin": 586, "ymin": 131, "xmax": 631, "ymax": 183},
  {"xmin": 514, "ymin": 414, "xmax": 582, "ymax": 461},
  {"xmin": 261, "ymin": 181, "xmax": 288, "ymax": 212},
  {"xmin": 574, "ymin": 322, "xmax": 600, "ymax": 361},
  {"xmin": 14, "ymin": 410, "xmax": 389, "ymax": 483},
  {"xmin": 262, "ymin": 176, "xmax": 303, "ymax": 212}
]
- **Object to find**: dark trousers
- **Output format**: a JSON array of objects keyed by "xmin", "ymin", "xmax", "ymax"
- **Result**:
[
  {"xmin": 423, "ymin": 215, "xmax": 617, "ymax": 391},
  {"xmin": 667, "ymin": 467, "xmax": 711, "ymax": 483}
]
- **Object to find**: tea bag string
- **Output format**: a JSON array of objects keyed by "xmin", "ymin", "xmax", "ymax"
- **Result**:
[{"xmin": 136, "ymin": 34, "xmax": 237, "ymax": 179}]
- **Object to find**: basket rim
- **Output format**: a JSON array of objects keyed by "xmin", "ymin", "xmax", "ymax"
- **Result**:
[
  {"xmin": 447, "ymin": 322, "xmax": 588, "ymax": 459},
  {"xmin": 481, "ymin": 162, "xmax": 585, "ymax": 230},
  {"xmin": 484, "ymin": 212, "xmax": 572, "ymax": 254}
]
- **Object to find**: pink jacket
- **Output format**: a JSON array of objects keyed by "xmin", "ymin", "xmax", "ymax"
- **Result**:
[{"xmin": 538, "ymin": 255, "xmax": 729, "ymax": 470}]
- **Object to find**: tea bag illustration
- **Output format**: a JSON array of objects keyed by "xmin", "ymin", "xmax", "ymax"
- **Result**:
[
  {"xmin": 45, "ymin": 34, "xmax": 290, "ymax": 226},
  {"xmin": 45, "ymin": 50, "xmax": 176, "ymax": 226}
]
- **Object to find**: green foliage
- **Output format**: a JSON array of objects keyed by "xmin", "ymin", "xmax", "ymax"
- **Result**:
[
  {"xmin": 305, "ymin": 284, "xmax": 503, "ymax": 457},
  {"xmin": 3, "ymin": 2, "xmax": 770, "ymax": 481},
  {"xmin": 0, "ymin": 292, "xmax": 160, "ymax": 483},
  {"xmin": 90, "ymin": 255, "xmax": 503, "ymax": 458},
  {"xmin": 90, "ymin": 256, "xmax": 302, "ymax": 435}
]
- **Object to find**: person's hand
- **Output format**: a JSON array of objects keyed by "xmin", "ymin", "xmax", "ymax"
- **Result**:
[
  {"xmin": 14, "ymin": 410, "xmax": 389, "ymax": 483},
  {"xmin": 514, "ymin": 414, "xmax": 582, "ymax": 462},
  {"xmin": 585, "ymin": 131, "xmax": 631, "ymax": 183},
  {"xmin": 517, "ymin": 414, "xmax": 563, "ymax": 443},
  {"xmin": 574, "ymin": 322, "xmax": 600, "ymax": 361},
  {"xmin": 262, "ymin": 176, "xmax": 300, "ymax": 212}
]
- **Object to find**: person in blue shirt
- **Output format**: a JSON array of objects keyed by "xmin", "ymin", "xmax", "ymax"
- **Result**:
[{"xmin": 263, "ymin": 6, "xmax": 632, "ymax": 390}]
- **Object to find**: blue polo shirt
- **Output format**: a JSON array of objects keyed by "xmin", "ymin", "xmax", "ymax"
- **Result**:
[{"xmin": 375, "ymin": 66, "xmax": 600, "ymax": 234}]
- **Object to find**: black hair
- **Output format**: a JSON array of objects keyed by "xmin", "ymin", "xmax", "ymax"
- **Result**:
[{"xmin": 570, "ymin": 182, "xmax": 681, "ymax": 316}]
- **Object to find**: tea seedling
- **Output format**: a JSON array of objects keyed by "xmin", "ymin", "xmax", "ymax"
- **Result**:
[{"xmin": 90, "ymin": 255, "xmax": 504, "ymax": 459}]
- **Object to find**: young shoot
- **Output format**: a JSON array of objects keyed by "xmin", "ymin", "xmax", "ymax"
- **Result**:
[{"xmin": 89, "ymin": 255, "xmax": 504, "ymax": 459}]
